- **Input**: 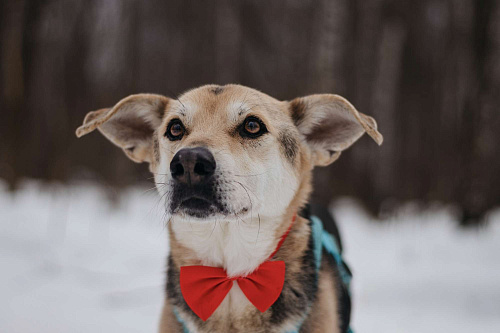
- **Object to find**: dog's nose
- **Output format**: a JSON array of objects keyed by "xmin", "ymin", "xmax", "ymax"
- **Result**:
[{"xmin": 170, "ymin": 147, "xmax": 216, "ymax": 185}]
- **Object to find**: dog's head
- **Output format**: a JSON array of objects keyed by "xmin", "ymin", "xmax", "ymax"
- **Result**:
[{"xmin": 76, "ymin": 84, "xmax": 382, "ymax": 222}]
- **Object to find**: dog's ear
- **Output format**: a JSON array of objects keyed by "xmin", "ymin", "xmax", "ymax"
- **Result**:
[
  {"xmin": 75, "ymin": 94, "xmax": 169, "ymax": 163},
  {"xmin": 289, "ymin": 94, "xmax": 383, "ymax": 166}
]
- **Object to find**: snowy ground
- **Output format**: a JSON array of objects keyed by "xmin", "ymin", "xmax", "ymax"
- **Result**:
[{"xmin": 1, "ymin": 181, "xmax": 499, "ymax": 333}]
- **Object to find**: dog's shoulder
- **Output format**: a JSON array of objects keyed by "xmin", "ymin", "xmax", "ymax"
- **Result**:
[{"xmin": 300, "ymin": 204, "xmax": 352, "ymax": 332}]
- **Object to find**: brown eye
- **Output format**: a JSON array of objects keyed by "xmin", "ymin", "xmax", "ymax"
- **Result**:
[
  {"xmin": 245, "ymin": 120, "xmax": 260, "ymax": 134},
  {"xmin": 240, "ymin": 116, "xmax": 267, "ymax": 138},
  {"xmin": 166, "ymin": 119, "xmax": 185, "ymax": 141},
  {"xmin": 170, "ymin": 123, "xmax": 183, "ymax": 136}
]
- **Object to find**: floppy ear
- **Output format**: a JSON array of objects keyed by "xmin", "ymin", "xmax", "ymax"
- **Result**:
[
  {"xmin": 75, "ymin": 94, "xmax": 169, "ymax": 163},
  {"xmin": 289, "ymin": 94, "xmax": 383, "ymax": 166}
]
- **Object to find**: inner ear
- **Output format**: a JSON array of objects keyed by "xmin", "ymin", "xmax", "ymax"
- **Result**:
[
  {"xmin": 289, "ymin": 94, "xmax": 382, "ymax": 166},
  {"xmin": 305, "ymin": 112, "xmax": 366, "ymax": 151},
  {"xmin": 101, "ymin": 116, "xmax": 155, "ymax": 146},
  {"xmin": 76, "ymin": 94, "xmax": 170, "ymax": 163}
]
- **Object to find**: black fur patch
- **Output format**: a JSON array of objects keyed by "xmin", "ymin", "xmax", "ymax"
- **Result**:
[
  {"xmin": 279, "ymin": 130, "xmax": 298, "ymax": 163},
  {"xmin": 165, "ymin": 256, "xmax": 182, "ymax": 306},
  {"xmin": 210, "ymin": 86, "xmax": 224, "ymax": 95},
  {"xmin": 309, "ymin": 203, "xmax": 343, "ymax": 253},
  {"xmin": 289, "ymin": 99, "xmax": 306, "ymax": 126},
  {"xmin": 166, "ymin": 256, "xmax": 203, "ymax": 323}
]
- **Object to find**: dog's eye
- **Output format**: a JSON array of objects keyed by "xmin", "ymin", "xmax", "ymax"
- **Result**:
[
  {"xmin": 245, "ymin": 120, "xmax": 260, "ymax": 134},
  {"xmin": 166, "ymin": 119, "xmax": 185, "ymax": 141},
  {"xmin": 240, "ymin": 116, "xmax": 267, "ymax": 138}
]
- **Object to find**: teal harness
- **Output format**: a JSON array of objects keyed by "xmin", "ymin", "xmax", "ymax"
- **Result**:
[
  {"xmin": 309, "ymin": 216, "xmax": 353, "ymax": 333},
  {"xmin": 174, "ymin": 216, "xmax": 353, "ymax": 333}
]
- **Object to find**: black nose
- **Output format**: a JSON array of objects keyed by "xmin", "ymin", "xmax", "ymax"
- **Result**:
[{"xmin": 170, "ymin": 147, "xmax": 216, "ymax": 185}]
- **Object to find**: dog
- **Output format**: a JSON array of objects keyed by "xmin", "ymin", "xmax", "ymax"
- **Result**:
[{"xmin": 76, "ymin": 84, "xmax": 382, "ymax": 332}]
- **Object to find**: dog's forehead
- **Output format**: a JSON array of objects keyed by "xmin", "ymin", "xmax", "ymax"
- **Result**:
[{"xmin": 176, "ymin": 85, "xmax": 285, "ymax": 125}]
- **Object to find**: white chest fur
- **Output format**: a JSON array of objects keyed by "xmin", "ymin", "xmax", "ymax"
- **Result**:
[{"xmin": 171, "ymin": 215, "xmax": 282, "ymax": 277}]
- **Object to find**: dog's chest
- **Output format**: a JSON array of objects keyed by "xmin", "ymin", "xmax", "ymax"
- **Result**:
[
  {"xmin": 214, "ymin": 281, "xmax": 253, "ymax": 317},
  {"xmin": 171, "ymin": 217, "xmax": 281, "ymax": 277},
  {"xmin": 171, "ymin": 218, "xmax": 285, "ymax": 330},
  {"xmin": 168, "ymin": 217, "xmax": 321, "ymax": 333}
]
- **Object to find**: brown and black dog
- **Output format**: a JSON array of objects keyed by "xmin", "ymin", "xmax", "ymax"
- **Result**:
[{"xmin": 76, "ymin": 84, "xmax": 382, "ymax": 332}]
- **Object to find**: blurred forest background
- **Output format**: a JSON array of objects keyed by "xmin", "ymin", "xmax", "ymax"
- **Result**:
[{"xmin": 1, "ymin": 0, "xmax": 499, "ymax": 224}]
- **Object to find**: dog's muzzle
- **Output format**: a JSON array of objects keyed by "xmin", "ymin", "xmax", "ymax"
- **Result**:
[{"xmin": 169, "ymin": 147, "xmax": 223, "ymax": 218}]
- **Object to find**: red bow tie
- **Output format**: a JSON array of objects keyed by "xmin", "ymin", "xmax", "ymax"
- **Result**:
[{"xmin": 179, "ymin": 214, "xmax": 296, "ymax": 321}]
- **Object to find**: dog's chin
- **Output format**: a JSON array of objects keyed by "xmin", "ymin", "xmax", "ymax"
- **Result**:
[
  {"xmin": 171, "ymin": 197, "xmax": 249, "ymax": 221},
  {"xmin": 171, "ymin": 197, "xmax": 219, "ymax": 219}
]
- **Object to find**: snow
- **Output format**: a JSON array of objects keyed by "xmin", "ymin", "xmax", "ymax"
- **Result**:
[
  {"xmin": 1, "ymin": 181, "xmax": 499, "ymax": 332},
  {"xmin": 0, "ymin": 181, "xmax": 168, "ymax": 333},
  {"xmin": 333, "ymin": 199, "xmax": 500, "ymax": 333}
]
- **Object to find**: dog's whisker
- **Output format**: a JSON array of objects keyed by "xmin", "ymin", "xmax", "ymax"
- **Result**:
[
  {"xmin": 149, "ymin": 172, "xmax": 171, "ymax": 177},
  {"xmin": 141, "ymin": 186, "xmax": 162, "ymax": 195},
  {"xmin": 232, "ymin": 180, "xmax": 258, "ymax": 200},
  {"xmin": 234, "ymin": 181, "xmax": 253, "ymax": 216},
  {"xmin": 256, "ymin": 213, "xmax": 261, "ymax": 245},
  {"xmin": 234, "ymin": 213, "xmax": 244, "ymax": 239},
  {"xmin": 209, "ymin": 220, "xmax": 218, "ymax": 238},
  {"xmin": 233, "ymin": 212, "xmax": 247, "ymax": 225},
  {"xmin": 158, "ymin": 201, "xmax": 169, "ymax": 225},
  {"xmin": 233, "ymin": 170, "xmax": 270, "ymax": 177},
  {"xmin": 166, "ymin": 88, "xmax": 187, "ymax": 112},
  {"xmin": 150, "ymin": 188, "xmax": 172, "ymax": 223},
  {"xmin": 145, "ymin": 188, "xmax": 168, "ymax": 223},
  {"xmin": 161, "ymin": 215, "xmax": 172, "ymax": 233}
]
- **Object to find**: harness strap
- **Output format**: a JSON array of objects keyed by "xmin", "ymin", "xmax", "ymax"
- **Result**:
[
  {"xmin": 311, "ymin": 216, "xmax": 352, "ymax": 288},
  {"xmin": 173, "ymin": 308, "xmax": 189, "ymax": 333}
]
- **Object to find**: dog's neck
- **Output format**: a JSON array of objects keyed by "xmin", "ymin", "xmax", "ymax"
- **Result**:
[{"xmin": 169, "ymin": 214, "xmax": 293, "ymax": 277}]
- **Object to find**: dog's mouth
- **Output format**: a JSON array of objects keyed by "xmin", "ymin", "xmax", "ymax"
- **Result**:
[
  {"xmin": 168, "ymin": 178, "xmax": 248, "ymax": 219},
  {"xmin": 171, "ymin": 196, "xmax": 212, "ymax": 218},
  {"xmin": 171, "ymin": 186, "xmax": 225, "ymax": 218},
  {"xmin": 182, "ymin": 197, "xmax": 211, "ymax": 209}
]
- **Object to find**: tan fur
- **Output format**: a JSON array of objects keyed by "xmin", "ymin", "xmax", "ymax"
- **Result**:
[
  {"xmin": 76, "ymin": 84, "xmax": 382, "ymax": 333},
  {"xmin": 159, "ymin": 302, "xmax": 183, "ymax": 333},
  {"xmin": 155, "ymin": 85, "xmax": 301, "ymax": 179},
  {"xmin": 302, "ymin": 261, "xmax": 341, "ymax": 332}
]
